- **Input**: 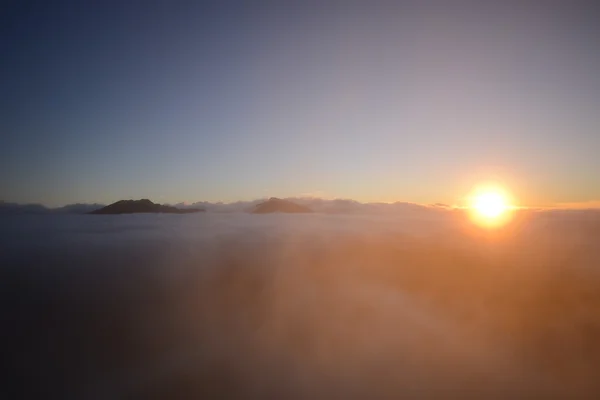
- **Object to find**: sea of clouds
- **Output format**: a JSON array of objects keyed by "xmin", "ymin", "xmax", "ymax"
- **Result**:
[{"xmin": 2, "ymin": 210, "xmax": 600, "ymax": 399}]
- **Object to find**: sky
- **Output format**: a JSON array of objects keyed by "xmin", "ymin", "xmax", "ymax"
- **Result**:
[{"xmin": 1, "ymin": 0, "xmax": 599, "ymax": 207}]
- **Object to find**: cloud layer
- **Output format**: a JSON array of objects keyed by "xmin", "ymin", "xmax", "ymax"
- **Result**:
[{"xmin": 2, "ymin": 211, "xmax": 600, "ymax": 398}]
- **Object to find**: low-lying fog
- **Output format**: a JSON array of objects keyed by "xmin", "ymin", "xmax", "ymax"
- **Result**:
[{"xmin": 2, "ymin": 211, "xmax": 600, "ymax": 399}]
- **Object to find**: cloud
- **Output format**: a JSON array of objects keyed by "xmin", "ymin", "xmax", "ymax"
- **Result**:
[
  {"xmin": 3, "ymin": 211, "xmax": 600, "ymax": 397},
  {"xmin": 545, "ymin": 200, "xmax": 600, "ymax": 210}
]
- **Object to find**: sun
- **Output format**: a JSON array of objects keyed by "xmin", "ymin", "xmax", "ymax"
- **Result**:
[
  {"xmin": 473, "ymin": 191, "xmax": 507, "ymax": 218},
  {"xmin": 467, "ymin": 185, "xmax": 514, "ymax": 227}
]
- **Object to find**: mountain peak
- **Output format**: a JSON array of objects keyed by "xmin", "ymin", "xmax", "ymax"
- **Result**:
[
  {"xmin": 252, "ymin": 198, "xmax": 312, "ymax": 214},
  {"xmin": 89, "ymin": 199, "xmax": 204, "ymax": 214}
]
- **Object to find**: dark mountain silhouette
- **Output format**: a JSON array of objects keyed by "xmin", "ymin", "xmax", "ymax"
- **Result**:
[
  {"xmin": 0, "ymin": 201, "xmax": 106, "ymax": 214},
  {"xmin": 89, "ymin": 199, "xmax": 204, "ymax": 214},
  {"xmin": 0, "ymin": 201, "xmax": 49, "ymax": 214},
  {"xmin": 252, "ymin": 197, "xmax": 312, "ymax": 214}
]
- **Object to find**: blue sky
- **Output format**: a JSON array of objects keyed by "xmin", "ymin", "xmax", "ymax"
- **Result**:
[{"xmin": 1, "ymin": 1, "xmax": 598, "ymax": 207}]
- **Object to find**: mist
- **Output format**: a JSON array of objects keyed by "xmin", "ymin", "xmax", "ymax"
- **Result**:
[{"xmin": 2, "ymin": 211, "xmax": 600, "ymax": 398}]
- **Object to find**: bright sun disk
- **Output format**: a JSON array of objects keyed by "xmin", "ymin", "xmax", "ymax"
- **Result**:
[
  {"xmin": 467, "ymin": 185, "xmax": 515, "ymax": 228},
  {"xmin": 473, "ymin": 191, "xmax": 507, "ymax": 218}
]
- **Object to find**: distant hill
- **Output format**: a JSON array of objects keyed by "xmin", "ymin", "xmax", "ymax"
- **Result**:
[
  {"xmin": 0, "ymin": 201, "xmax": 49, "ymax": 215},
  {"xmin": 0, "ymin": 201, "xmax": 106, "ymax": 214},
  {"xmin": 252, "ymin": 198, "xmax": 312, "ymax": 214},
  {"xmin": 89, "ymin": 199, "xmax": 204, "ymax": 214},
  {"xmin": 0, "ymin": 197, "xmax": 463, "ymax": 216}
]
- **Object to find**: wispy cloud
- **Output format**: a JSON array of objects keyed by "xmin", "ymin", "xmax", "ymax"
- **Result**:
[{"xmin": 544, "ymin": 200, "xmax": 600, "ymax": 210}]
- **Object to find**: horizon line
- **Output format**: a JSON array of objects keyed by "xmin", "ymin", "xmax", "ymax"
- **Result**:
[{"xmin": 2, "ymin": 197, "xmax": 600, "ymax": 211}]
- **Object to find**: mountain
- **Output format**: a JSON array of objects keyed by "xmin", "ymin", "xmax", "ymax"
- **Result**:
[
  {"xmin": 1, "ymin": 198, "xmax": 450, "ymax": 215},
  {"xmin": 0, "ymin": 201, "xmax": 106, "ymax": 214},
  {"xmin": 252, "ymin": 198, "xmax": 313, "ymax": 214},
  {"xmin": 0, "ymin": 201, "xmax": 49, "ymax": 214},
  {"xmin": 89, "ymin": 199, "xmax": 204, "ymax": 214}
]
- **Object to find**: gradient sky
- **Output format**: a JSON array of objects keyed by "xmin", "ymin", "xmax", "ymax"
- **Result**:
[{"xmin": 1, "ymin": 0, "xmax": 599, "ymax": 207}]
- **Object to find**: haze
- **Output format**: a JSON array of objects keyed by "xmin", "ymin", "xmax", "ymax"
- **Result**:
[{"xmin": 2, "ymin": 1, "xmax": 600, "ymax": 399}]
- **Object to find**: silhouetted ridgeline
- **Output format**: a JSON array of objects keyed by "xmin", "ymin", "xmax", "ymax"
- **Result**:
[
  {"xmin": 6, "ymin": 197, "xmax": 600, "ymax": 216},
  {"xmin": 0, "ymin": 201, "xmax": 105, "ymax": 214},
  {"xmin": 89, "ymin": 199, "xmax": 204, "ymax": 214},
  {"xmin": 251, "ymin": 197, "xmax": 313, "ymax": 214}
]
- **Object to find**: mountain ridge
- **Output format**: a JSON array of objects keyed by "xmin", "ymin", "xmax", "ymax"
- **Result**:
[
  {"xmin": 89, "ymin": 199, "xmax": 204, "ymax": 214},
  {"xmin": 251, "ymin": 197, "xmax": 313, "ymax": 214}
]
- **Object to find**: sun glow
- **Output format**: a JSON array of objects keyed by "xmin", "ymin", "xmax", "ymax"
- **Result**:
[
  {"xmin": 468, "ymin": 185, "xmax": 514, "ymax": 228},
  {"xmin": 473, "ymin": 191, "xmax": 507, "ymax": 218}
]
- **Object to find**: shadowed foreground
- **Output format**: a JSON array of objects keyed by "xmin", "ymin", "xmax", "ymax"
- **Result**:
[{"xmin": 2, "ymin": 214, "xmax": 600, "ymax": 399}]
